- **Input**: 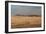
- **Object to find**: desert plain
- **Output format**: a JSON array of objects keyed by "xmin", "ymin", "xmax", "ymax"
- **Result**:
[{"xmin": 11, "ymin": 16, "xmax": 41, "ymax": 28}]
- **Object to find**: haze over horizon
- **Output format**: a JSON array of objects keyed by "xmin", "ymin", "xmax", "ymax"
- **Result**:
[{"xmin": 11, "ymin": 5, "xmax": 41, "ymax": 16}]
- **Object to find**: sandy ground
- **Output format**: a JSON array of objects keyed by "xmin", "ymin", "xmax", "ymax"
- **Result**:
[{"xmin": 11, "ymin": 16, "xmax": 41, "ymax": 28}]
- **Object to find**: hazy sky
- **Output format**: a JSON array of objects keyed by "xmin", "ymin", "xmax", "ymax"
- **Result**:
[{"xmin": 11, "ymin": 5, "xmax": 41, "ymax": 16}]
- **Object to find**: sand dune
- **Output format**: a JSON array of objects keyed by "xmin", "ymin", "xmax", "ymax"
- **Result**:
[{"xmin": 11, "ymin": 16, "xmax": 41, "ymax": 28}]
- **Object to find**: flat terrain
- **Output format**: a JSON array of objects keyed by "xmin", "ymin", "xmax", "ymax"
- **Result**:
[{"xmin": 11, "ymin": 16, "xmax": 41, "ymax": 28}]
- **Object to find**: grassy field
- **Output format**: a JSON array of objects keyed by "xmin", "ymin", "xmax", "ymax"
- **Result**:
[{"xmin": 11, "ymin": 16, "xmax": 41, "ymax": 28}]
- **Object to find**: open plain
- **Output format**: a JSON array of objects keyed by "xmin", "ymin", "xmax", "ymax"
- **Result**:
[{"xmin": 11, "ymin": 16, "xmax": 41, "ymax": 28}]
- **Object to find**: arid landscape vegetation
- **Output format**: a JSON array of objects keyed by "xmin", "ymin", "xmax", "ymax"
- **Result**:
[
  {"xmin": 11, "ymin": 5, "xmax": 41, "ymax": 28},
  {"xmin": 11, "ymin": 15, "xmax": 41, "ymax": 28}
]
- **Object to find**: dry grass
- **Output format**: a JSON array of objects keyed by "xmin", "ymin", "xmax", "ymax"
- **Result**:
[{"xmin": 11, "ymin": 16, "xmax": 41, "ymax": 28}]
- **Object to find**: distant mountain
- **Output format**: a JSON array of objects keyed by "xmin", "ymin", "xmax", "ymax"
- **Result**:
[{"xmin": 15, "ymin": 14, "xmax": 41, "ymax": 17}]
